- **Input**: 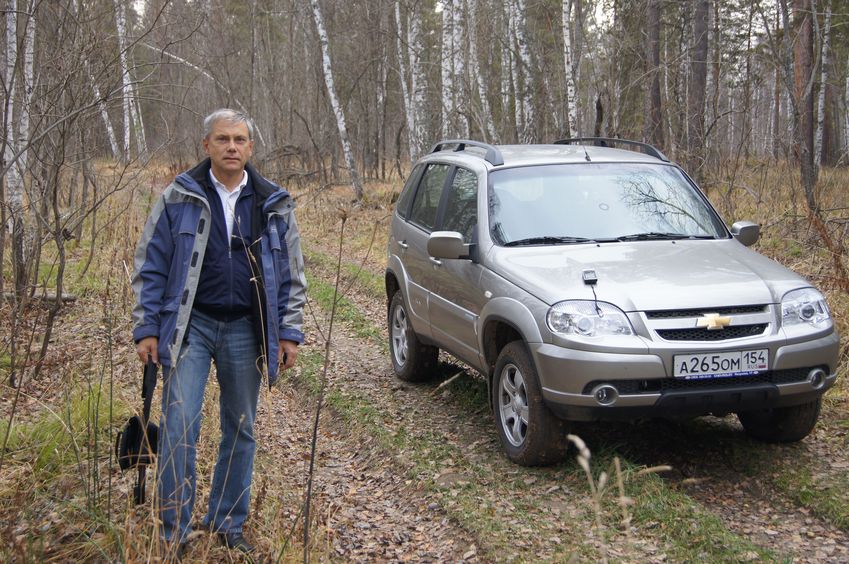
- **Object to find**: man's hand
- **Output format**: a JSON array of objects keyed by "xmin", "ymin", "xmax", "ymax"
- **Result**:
[
  {"xmin": 279, "ymin": 340, "xmax": 299, "ymax": 371},
  {"xmin": 136, "ymin": 336, "xmax": 159, "ymax": 364}
]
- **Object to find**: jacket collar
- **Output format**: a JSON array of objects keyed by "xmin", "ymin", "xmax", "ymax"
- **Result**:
[{"xmin": 176, "ymin": 158, "xmax": 289, "ymax": 208}]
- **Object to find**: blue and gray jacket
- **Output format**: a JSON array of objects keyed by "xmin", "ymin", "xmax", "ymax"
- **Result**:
[{"xmin": 131, "ymin": 159, "xmax": 306, "ymax": 384}]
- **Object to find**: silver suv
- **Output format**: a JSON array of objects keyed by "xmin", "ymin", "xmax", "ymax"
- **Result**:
[{"xmin": 385, "ymin": 139, "xmax": 840, "ymax": 465}]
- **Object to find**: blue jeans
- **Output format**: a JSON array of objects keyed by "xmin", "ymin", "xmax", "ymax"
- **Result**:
[{"xmin": 157, "ymin": 310, "xmax": 262, "ymax": 543}]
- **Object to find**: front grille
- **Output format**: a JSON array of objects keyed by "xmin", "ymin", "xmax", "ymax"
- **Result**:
[
  {"xmin": 646, "ymin": 305, "xmax": 767, "ymax": 319},
  {"xmin": 582, "ymin": 367, "xmax": 815, "ymax": 395},
  {"xmin": 656, "ymin": 324, "xmax": 768, "ymax": 341}
]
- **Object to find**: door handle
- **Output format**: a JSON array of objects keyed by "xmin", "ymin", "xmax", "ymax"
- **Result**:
[
  {"xmin": 429, "ymin": 257, "xmax": 442, "ymax": 266},
  {"xmin": 398, "ymin": 240, "xmax": 409, "ymax": 249}
]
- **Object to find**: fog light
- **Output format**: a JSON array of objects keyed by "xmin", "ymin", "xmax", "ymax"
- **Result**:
[
  {"xmin": 592, "ymin": 384, "xmax": 619, "ymax": 406},
  {"xmin": 808, "ymin": 368, "xmax": 826, "ymax": 390}
]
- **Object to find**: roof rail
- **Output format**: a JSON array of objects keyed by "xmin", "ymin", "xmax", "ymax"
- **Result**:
[
  {"xmin": 554, "ymin": 137, "xmax": 669, "ymax": 162},
  {"xmin": 430, "ymin": 139, "xmax": 504, "ymax": 166}
]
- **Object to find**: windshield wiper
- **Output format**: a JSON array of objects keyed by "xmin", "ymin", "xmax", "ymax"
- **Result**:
[
  {"xmin": 617, "ymin": 232, "xmax": 705, "ymax": 241},
  {"xmin": 504, "ymin": 236, "xmax": 596, "ymax": 247}
]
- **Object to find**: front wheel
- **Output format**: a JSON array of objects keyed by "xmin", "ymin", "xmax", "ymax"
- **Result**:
[
  {"xmin": 492, "ymin": 341, "xmax": 566, "ymax": 466},
  {"xmin": 388, "ymin": 291, "xmax": 438, "ymax": 382},
  {"xmin": 737, "ymin": 398, "xmax": 822, "ymax": 443}
]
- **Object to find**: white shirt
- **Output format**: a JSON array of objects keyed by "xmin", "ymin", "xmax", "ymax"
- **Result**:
[{"xmin": 209, "ymin": 170, "xmax": 248, "ymax": 239}]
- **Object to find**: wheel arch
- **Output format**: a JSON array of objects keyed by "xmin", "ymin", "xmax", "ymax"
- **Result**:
[{"xmin": 385, "ymin": 269, "xmax": 400, "ymax": 314}]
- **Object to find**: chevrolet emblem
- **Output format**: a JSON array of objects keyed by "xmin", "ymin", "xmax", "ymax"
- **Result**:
[{"xmin": 696, "ymin": 313, "xmax": 732, "ymax": 330}]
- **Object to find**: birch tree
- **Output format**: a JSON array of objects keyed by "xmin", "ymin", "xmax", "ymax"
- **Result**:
[
  {"xmin": 562, "ymin": 0, "xmax": 578, "ymax": 137},
  {"xmin": 645, "ymin": 0, "xmax": 664, "ymax": 149},
  {"xmin": 395, "ymin": 3, "xmax": 417, "ymax": 163},
  {"xmin": 3, "ymin": 0, "xmax": 36, "ymax": 296},
  {"xmin": 509, "ymin": 0, "xmax": 534, "ymax": 142},
  {"xmin": 114, "ymin": 0, "xmax": 132, "ymax": 162},
  {"xmin": 3, "ymin": 0, "xmax": 22, "ymax": 295},
  {"xmin": 452, "ymin": 0, "xmax": 468, "ymax": 138},
  {"xmin": 409, "ymin": 3, "xmax": 427, "ymax": 160},
  {"xmin": 87, "ymin": 62, "xmax": 120, "ymax": 159},
  {"xmin": 687, "ymin": 0, "xmax": 709, "ymax": 184},
  {"xmin": 468, "ymin": 0, "xmax": 496, "ymax": 141},
  {"xmin": 441, "ymin": 0, "xmax": 455, "ymax": 137},
  {"xmin": 814, "ymin": 0, "xmax": 831, "ymax": 167},
  {"xmin": 309, "ymin": 0, "xmax": 364, "ymax": 201}
]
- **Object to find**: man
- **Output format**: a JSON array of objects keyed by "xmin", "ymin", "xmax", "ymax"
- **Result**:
[{"xmin": 132, "ymin": 109, "xmax": 306, "ymax": 557}]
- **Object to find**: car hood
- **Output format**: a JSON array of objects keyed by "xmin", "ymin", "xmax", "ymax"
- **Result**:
[{"xmin": 485, "ymin": 239, "xmax": 810, "ymax": 311}]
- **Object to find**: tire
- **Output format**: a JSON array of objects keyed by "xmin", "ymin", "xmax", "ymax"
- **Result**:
[
  {"xmin": 388, "ymin": 291, "xmax": 438, "ymax": 382},
  {"xmin": 492, "ymin": 341, "xmax": 566, "ymax": 466},
  {"xmin": 737, "ymin": 398, "xmax": 822, "ymax": 443}
]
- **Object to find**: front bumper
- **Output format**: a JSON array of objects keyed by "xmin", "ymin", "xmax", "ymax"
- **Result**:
[{"xmin": 533, "ymin": 331, "xmax": 840, "ymax": 422}]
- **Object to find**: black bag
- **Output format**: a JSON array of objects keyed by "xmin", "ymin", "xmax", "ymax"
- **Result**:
[{"xmin": 115, "ymin": 358, "xmax": 159, "ymax": 504}]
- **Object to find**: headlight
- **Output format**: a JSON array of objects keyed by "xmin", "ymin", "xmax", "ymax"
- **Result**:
[
  {"xmin": 781, "ymin": 288, "xmax": 831, "ymax": 327},
  {"xmin": 547, "ymin": 301, "xmax": 634, "ymax": 337}
]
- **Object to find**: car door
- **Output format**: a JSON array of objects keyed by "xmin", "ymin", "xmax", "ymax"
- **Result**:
[
  {"xmin": 428, "ymin": 166, "xmax": 486, "ymax": 367},
  {"xmin": 396, "ymin": 163, "xmax": 452, "ymax": 335}
]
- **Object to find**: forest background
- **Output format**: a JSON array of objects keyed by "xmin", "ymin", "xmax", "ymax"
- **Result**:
[{"xmin": 1, "ymin": 0, "xmax": 848, "ymax": 561}]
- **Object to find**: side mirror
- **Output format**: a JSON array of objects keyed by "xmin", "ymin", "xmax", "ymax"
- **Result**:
[
  {"xmin": 427, "ymin": 231, "xmax": 470, "ymax": 260},
  {"xmin": 730, "ymin": 221, "xmax": 760, "ymax": 247}
]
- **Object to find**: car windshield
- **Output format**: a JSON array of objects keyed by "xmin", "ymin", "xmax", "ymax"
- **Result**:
[{"xmin": 488, "ymin": 163, "xmax": 728, "ymax": 246}]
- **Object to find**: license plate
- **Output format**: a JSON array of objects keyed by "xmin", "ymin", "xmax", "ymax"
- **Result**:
[{"xmin": 673, "ymin": 349, "xmax": 768, "ymax": 379}]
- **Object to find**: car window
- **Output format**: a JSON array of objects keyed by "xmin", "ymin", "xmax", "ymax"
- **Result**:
[
  {"xmin": 489, "ymin": 163, "xmax": 727, "ymax": 244},
  {"xmin": 441, "ymin": 167, "xmax": 478, "ymax": 241},
  {"xmin": 409, "ymin": 163, "xmax": 450, "ymax": 231},
  {"xmin": 395, "ymin": 163, "xmax": 423, "ymax": 218}
]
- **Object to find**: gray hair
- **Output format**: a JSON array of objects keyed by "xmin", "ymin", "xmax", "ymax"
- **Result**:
[{"xmin": 203, "ymin": 108, "xmax": 255, "ymax": 140}]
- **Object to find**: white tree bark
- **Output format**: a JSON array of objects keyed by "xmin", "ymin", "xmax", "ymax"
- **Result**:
[
  {"xmin": 114, "ymin": 0, "xmax": 132, "ymax": 162},
  {"xmin": 394, "ymin": 3, "xmax": 417, "ymax": 163},
  {"xmin": 3, "ymin": 0, "xmax": 22, "ymax": 235},
  {"xmin": 468, "ymin": 0, "xmax": 496, "ymax": 141},
  {"xmin": 814, "ymin": 0, "xmax": 831, "ymax": 166},
  {"xmin": 452, "ymin": 0, "xmax": 468, "ymax": 137},
  {"xmin": 131, "ymin": 85, "xmax": 147, "ymax": 159},
  {"xmin": 409, "ymin": 4, "xmax": 426, "ymax": 160},
  {"xmin": 510, "ymin": 0, "xmax": 534, "ymax": 142},
  {"xmin": 441, "ymin": 0, "xmax": 455, "ymax": 138},
  {"xmin": 86, "ymin": 64, "xmax": 120, "ymax": 158},
  {"xmin": 562, "ymin": 0, "xmax": 577, "ymax": 137},
  {"xmin": 309, "ymin": 0, "xmax": 363, "ymax": 200},
  {"xmin": 501, "ymin": 32, "xmax": 513, "ymax": 136}
]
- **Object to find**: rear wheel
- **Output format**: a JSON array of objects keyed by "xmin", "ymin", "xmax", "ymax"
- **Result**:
[
  {"xmin": 492, "ymin": 341, "xmax": 566, "ymax": 466},
  {"xmin": 737, "ymin": 398, "xmax": 821, "ymax": 443},
  {"xmin": 388, "ymin": 291, "xmax": 438, "ymax": 382}
]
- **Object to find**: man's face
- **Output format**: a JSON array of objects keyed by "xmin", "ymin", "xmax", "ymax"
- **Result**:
[{"xmin": 203, "ymin": 120, "xmax": 253, "ymax": 177}]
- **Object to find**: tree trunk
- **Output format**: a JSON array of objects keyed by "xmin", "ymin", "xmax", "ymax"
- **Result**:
[
  {"xmin": 87, "ymin": 63, "xmax": 120, "ymax": 159},
  {"xmin": 814, "ymin": 0, "xmax": 831, "ymax": 167},
  {"xmin": 309, "ymin": 0, "xmax": 363, "ymax": 201},
  {"xmin": 501, "ymin": 21, "xmax": 514, "ymax": 138},
  {"xmin": 114, "ymin": 0, "xmax": 132, "ymax": 162},
  {"xmin": 510, "ymin": 0, "xmax": 534, "ymax": 142},
  {"xmin": 645, "ymin": 0, "xmax": 664, "ymax": 149},
  {"xmin": 791, "ymin": 0, "xmax": 817, "ymax": 210},
  {"xmin": 452, "ymin": 0, "xmax": 468, "ymax": 138},
  {"xmin": 441, "ymin": 0, "xmax": 455, "ymax": 138},
  {"xmin": 687, "ymin": 0, "xmax": 709, "ymax": 184},
  {"xmin": 562, "ymin": 0, "xmax": 577, "ymax": 137},
  {"xmin": 772, "ymin": 0, "xmax": 783, "ymax": 159},
  {"xmin": 394, "ymin": 3, "xmax": 416, "ymax": 163},
  {"xmin": 409, "ymin": 4, "xmax": 427, "ymax": 160},
  {"xmin": 468, "ymin": 0, "xmax": 496, "ymax": 141},
  {"xmin": 3, "ymin": 0, "xmax": 19, "ymax": 298}
]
